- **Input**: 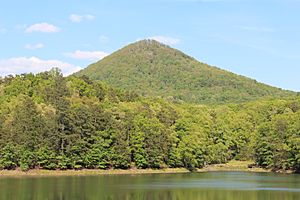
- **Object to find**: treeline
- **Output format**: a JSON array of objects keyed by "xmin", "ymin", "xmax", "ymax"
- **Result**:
[{"xmin": 0, "ymin": 68, "xmax": 299, "ymax": 172}]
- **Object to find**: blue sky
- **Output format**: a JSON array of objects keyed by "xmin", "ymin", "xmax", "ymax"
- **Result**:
[{"xmin": 0, "ymin": 0, "xmax": 299, "ymax": 91}]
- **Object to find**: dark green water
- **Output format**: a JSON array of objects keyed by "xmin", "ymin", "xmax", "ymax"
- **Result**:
[{"xmin": 0, "ymin": 172, "xmax": 299, "ymax": 200}]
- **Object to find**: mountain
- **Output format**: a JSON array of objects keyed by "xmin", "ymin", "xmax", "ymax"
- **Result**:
[{"xmin": 74, "ymin": 39, "xmax": 295, "ymax": 104}]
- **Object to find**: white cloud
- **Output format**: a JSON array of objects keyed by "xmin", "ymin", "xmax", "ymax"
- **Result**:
[
  {"xmin": 0, "ymin": 57, "xmax": 81, "ymax": 76},
  {"xmin": 25, "ymin": 23, "xmax": 60, "ymax": 33},
  {"xmin": 25, "ymin": 43, "xmax": 44, "ymax": 50},
  {"xmin": 99, "ymin": 35, "xmax": 109, "ymax": 43},
  {"xmin": 241, "ymin": 26, "xmax": 274, "ymax": 32},
  {"xmin": 69, "ymin": 14, "xmax": 95, "ymax": 23},
  {"xmin": 64, "ymin": 50, "xmax": 108, "ymax": 61},
  {"xmin": 147, "ymin": 36, "xmax": 180, "ymax": 45}
]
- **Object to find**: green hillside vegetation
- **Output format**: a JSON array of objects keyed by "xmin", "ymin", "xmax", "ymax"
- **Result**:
[
  {"xmin": 0, "ymin": 68, "xmax": 299, "ymax": 172},
  {"xmin": 75, "ymin": 40, "xmax": 295, "ymax": 104}
]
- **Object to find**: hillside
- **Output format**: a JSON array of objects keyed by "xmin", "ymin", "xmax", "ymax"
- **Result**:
[
  {"xmin": 74, "ymin": 40, "xmax": 295, "ymax": 104},
  {"xmin": 0, "ymin": 69, "xmax": 299, "ymax": 172}
]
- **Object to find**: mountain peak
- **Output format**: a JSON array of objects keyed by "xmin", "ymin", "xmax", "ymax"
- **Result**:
[
  {"xmin": 74, "ymin": 41, "xmax": 295, "ymax": 104},
  {"xmin": 135, "ymin": 39, "xmax": 164, "ymax": 45},
  {"xmin": 119, "ymin": 39, "xmax": 177, "ymax": 55},
  {"xmin": 133, "ymin": 39, "xmax": 169, "ymax": 47}
]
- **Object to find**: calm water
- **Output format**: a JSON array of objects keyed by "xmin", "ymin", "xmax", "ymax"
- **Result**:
[{"xmin": 0, "ymin": 172, "xmax": 299, "ymax": 200}]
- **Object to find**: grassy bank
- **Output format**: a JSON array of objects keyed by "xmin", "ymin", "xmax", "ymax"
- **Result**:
[
  {"xmin": 197, "ymin": 160, "xmax": 271, "ymax": 173},
  {"xmin": 0, "ymin": 161, "xmax": 288, "ymax": 177}
]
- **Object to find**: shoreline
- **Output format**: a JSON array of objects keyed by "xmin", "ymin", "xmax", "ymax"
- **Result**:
[
  {"xmin": 0, "ymin": 161, "xmax": 294, "ymax": 177},
  {"xmin": 0, "ymin": 168, "xmax": 190, "ymax": 177}
]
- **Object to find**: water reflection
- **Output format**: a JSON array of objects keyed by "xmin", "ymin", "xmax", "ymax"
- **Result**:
[{"xmin": 0, "ymin": 172, "xmax": 299, "ymax": 200}]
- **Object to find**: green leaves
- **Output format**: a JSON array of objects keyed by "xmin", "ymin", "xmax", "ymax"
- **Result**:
[
  {"xmin": 0, "ymin": 69, "xmax": 299, "ymax": 172},
  {"xmin": 0, "ymin": 144, "xmax": 17, "ymax": 170}
]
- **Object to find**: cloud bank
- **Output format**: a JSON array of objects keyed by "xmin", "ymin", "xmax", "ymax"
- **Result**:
[{"xmin": 0, "ymin": 57, "xmax": 81, "ymax": 76}]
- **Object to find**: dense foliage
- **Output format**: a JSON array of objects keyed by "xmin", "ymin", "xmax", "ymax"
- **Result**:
[
  {"xmin": 0, "ymin": 68, "xmax": 299, "ymax": 172},
  {"xmin": 75, "ymin": 40, "xmax": 295, "ymax": 104}
]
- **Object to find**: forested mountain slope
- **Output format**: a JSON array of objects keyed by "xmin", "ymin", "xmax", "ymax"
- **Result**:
[
  {"xmin": 0, "ymin": 68, "xmax": 299, "ymax": 172},
  {"xmin": 75, "ymin": 40, "xmax": 295, "ymax": 104}
]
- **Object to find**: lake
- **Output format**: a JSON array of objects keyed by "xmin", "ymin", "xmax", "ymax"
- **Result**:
[{"xmin": 0, "ymin": 172, "xmax": 299, "ymax": 200}]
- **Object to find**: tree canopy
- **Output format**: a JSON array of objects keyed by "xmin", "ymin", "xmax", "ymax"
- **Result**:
[{"xmin": 0, "ymin": 68, "xmax": 299, "ymax": 172}]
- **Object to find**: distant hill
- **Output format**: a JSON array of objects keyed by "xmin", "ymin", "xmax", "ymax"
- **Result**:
[{"xmin": 74, "ymin": 39, "xmax": 295, "ymax": 104}]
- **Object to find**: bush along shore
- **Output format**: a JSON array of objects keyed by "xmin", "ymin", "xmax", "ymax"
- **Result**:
[
  {"xmin": 0, "ymin": 161, "xmax": 276, "ymax": 177},
  {"xmin": 0, "ymin": 69, "xmax": 299, "ymax": 173}
]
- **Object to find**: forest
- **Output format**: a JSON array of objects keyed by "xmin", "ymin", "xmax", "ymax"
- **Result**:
[{"xmin": 0, "ymin": 68, "xmax": 299, "ymax": 172}]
